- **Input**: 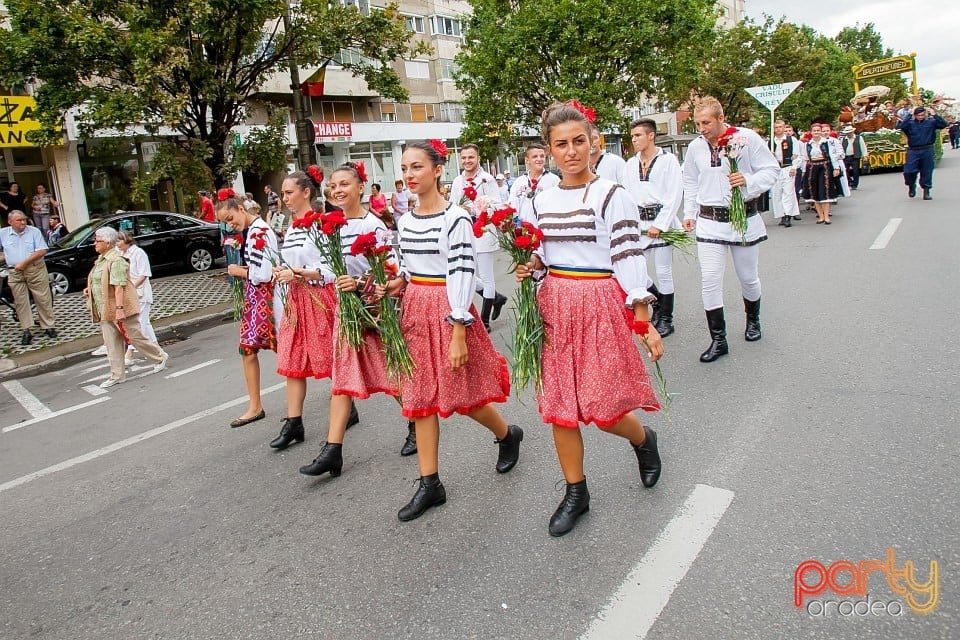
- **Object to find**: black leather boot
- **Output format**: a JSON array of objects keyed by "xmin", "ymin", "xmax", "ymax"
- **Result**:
[
  {"xmin": 480, "ymin": 298, "xmax": 493, "ymax": 332},
  {"xmin": 299, "ymin": 442, "xmax": 343, "ymax": 477},
  {"xmin": 647, "ymin": 282, "xmax": 663, "ymax": 330},
  {"xmin": 923, "ymin": 187, "xmax": 932, "ymax": 200},
  {"xmin": 632, "ymin": 426, "xmax": 662, "ymax": 488},
  {"xmin": 778, "ymin": 216, "xmax": 787, "ymax": 226},
  {"xmin": 699, "ymin": 308, "xmax": 728, "ymax": 363},
  {"xmin": 783, "ymin": 215, "xmax": 792, "ymax": 228},
  {"xmin": 494, "ymin": 425, "xmax": 524, "ymax": 473},
  {"xmin": 400, "ymin": 421, "xmax": 417, "ymax": 456},
  {"xmin": 398, "ymin": 473, "xmax": 446, "ymax": 521},
  {"xmin": 346, "ymin": 402, "xmax": 360, "ymax": 429},
  {"xmin": 269, "ymin": 416, "xmax": 305, "ymax": 449},
  {"xmin": 654, "ymin": 293, "xmax": 675, "ymax": 337},
  {"xmin": 908, "ymin": 184, "xmax": 916, "ymax": 198},
  {"xmin": 744, "ymin": 297, "xmax": 762, "ymax": 342},
  {"xmin": 548, "ymin": 478, "xmax": 590, "ymax": 537},
  {"xmin": 491, "ymin": 292, "xmax": 508, "ymax": 321}
]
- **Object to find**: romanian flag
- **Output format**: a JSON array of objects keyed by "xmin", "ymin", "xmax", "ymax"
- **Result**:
[{"xmin": 300, "ymin": 66, "xmax": 327, "ymax": 97}]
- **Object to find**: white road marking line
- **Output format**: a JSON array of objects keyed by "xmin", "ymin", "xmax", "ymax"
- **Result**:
[
  {"xmin": 166, "ymin": 359, "xmax": 221, "ymax": 379},
  {"xmin": 869, "ymin": 218, "xmax": 903, "ymax": 250},
  {"xmin": 81, "ymin": 385, "xmax": 109, "ymax": 397},
  {"xmin": 0, "ymin": 383, "xmax": 285, "ymax": 493},
  {"xmin": 1, "ymin": 380, "xmax": 53, "ymax": 419},
  {"xmin": 78, "ymin": 361, "xmax": 112, "ymax": 375},
  {"xmin": 80, "ymin": 364, "xmax": 154, "ymax": 384},
  {"xmin": 580, "ymin": 484, "xmax": 736, "ymax": 640},
  {"xmin": 2, "ymin": 397, "xmax": 112, "ymax": 433}
]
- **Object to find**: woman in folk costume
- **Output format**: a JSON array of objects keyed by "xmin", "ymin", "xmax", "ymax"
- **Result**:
[
  {"xmin": 384, "ymin": 140, "xmax": 523, "ymax": 523},
  {"xmin": 801, "ymin": 123, "xmax": 847, "ymax": 224},
  {"xmin": 298, "ymin": 162, "xmax": 415, "ymax": 477},
  {"xmin": 516, "ymin": 102, "xmax": 664, "ymax": 537},
  {"xmin": 216, "ymin": 190, "xmax": 279, "ymax": 428}
]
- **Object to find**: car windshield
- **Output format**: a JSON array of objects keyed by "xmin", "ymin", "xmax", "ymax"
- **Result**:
[{"xmin": 50, "ymin": 219, "xmax": 102, "ymax": 249}]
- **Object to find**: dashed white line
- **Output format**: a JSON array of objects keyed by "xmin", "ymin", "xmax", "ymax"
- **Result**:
[
  {"xmin": 869, "ymin": 218, "xmax": 903, "ymax": 250},
  {"xmin": 166, "ymin": 359, "xmax": 222, "ymax": 379},
  {"xmin": 0, "ymin": 383, "xmax": 285, "ymax": 493},
  {"xmin": 2, "ymin": 397, "xmax": 112, "ymax": 433},
  {"xmin": 77, "ymin": 361, "xmax": 112, "ymax": 375},
  {"xmin": 580, "ymin": 484, "xmax": 736, "ymax": 640},
  {"xmin": 81, "ymin": 385, "xmax": 109, "ymax": 397},
  {"xmin": 2, "ymin": 380, "xmax": 53, "ymax": 419}
]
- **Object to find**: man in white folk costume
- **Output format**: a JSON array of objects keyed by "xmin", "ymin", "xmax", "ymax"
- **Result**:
[
  {"xmin": 508, "ymin": 143, "xmax": 561, "ymax": 220},
  {"xmin": 771, "ymin": 119, "xmax": 802, "ymax": 227},
  {"xmin": 589, "ymin": 123, "xmax": 626, "ymax": 184},
  {"xmin": 682, "ymin": 97, "xmax": 779, "ymax": 363},
  {"xmin": 622, "ymin": 118, "xmax": 683, "ymax": 337}
]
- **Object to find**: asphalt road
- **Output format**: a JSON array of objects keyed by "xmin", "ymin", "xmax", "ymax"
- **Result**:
[{"xmin": 1, "ymin": 156, "xmax": 958, "ymax": 639}]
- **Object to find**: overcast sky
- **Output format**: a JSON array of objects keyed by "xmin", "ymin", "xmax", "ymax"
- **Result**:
[{"xmin": 745, "ymin": 1, "xmax": 959, "ymax": 103}]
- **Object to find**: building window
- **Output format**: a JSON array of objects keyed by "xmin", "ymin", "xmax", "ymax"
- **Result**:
[
  {"xmin": 334, "ymin": 49, "xmax": 364, "ymax": 66},
  {"xmin": 437, "ymin": 58, "xmax": 458, "ymax": 81},
  {"xmin": 438, "ymin": 102, "xmax": 463, "ymax": 122},
  {"xmin": 319, "ymin": 101, "xmax": 354, "ymax": 121},
  {"xmin": 403, "ymin": 60, "xmax": 431, "ymax": 80},
  {"xmin": 340, "ymin": 0, "xmax": 370, "ymax": 16},
  {"xmin": 403, "ymin": 15, "xmax": 425, "ymax": 33},
  {"xmin": 379, "ymin": 102, "xmax": 397, "ymax": 122},
  {"xmin": 429, "ymin": 16, "xmax": 462, "ymax": 38},
  {"xmin": 411, "ymin": 103, "xmax": 436, "ymax": 123}
]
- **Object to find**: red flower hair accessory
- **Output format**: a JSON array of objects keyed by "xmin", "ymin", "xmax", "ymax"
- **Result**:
[
  {"xmin": 307, "ymin": 165, "xmax": 324, "ymax": 187},
  {"xmin": 566, "ymin": 100, "xmax": 596, "ymax": 123},
  {"xmin": 353, "ymin": 161, "xmax": 368, "ymax": 183},
  {"xmin": 428, "ymin": 139, "xmax": 448, "ymax": 158},
  {"xmin": 216, "ymin": 188, "xmax": 235, "ymax": 201}
]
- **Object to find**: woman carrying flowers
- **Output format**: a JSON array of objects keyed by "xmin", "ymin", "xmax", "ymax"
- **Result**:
[
  {"xmin": 800, "ymin": 123, "xmax": 846, "ymax": 224},
  {"xmin": 385, "ymin": 140, "xmax": 523, "ymax": 523},
  {"xmin": 514, "ymin": 101, "xmax": 664, "ymax": 538}
]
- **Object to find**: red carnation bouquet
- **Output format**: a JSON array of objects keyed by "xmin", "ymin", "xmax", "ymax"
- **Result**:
[
  {"xmin": 299, "ymin": 210, "xmax": 376, "ymax": 349},
  {"xmin": 350, "ymin": 230, "xmax": 414, "ymax": 381},
  {"xmin": 477, "ymin": 204, "xmax": 547, "ymax": 391},
  {"xmin": 716, "ymin": 126, "xmax": 749, "ymax": 242}
]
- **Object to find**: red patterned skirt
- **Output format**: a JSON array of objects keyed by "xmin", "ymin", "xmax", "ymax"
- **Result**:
[
  {"xmin": 239, "ymin": 281, "xmax": 277, "ymax": 355},
  {"xmin": 276, "ymin": 281, "xmax": 336, "ymax": 378},
  {"xmin": 400, "ymin": 283, "xmax": 510, "ymax": 419},
  {"xmin": 537, "ymin": 274, "xmax": 659, "ymax": 428},
  {"xmin": 331, "ymin": 318, "xmax": 400, "ymax": 399}
]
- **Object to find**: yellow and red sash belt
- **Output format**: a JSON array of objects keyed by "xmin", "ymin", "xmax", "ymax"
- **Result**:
[
  {"xmin": 548, "ymin": 266, "xmax": 613, "ymax": 280},
  {"xmin": 409, "ymin": 273, "xmax": 447, "ymax": 286}
]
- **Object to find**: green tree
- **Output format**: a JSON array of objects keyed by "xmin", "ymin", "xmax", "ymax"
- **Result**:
[
  {"xmin": 834, "ymin": 23, "xmax": 907, "ymax": 103},
  {"xmin": 777, "ymin": 33, "xmax": 859, "ymax": 127},
  {"xmin": 1, "ymin": 0, "xmax": 428, "ymax": 188},
  {"xmin": 455, "ymin": 0, "xmax": 718, "ymax": 152}
]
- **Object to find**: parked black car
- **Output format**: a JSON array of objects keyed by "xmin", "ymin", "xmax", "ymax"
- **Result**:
[{"xmin": 3, "ymin": 211, "xmax": 224, "ymax": 296}]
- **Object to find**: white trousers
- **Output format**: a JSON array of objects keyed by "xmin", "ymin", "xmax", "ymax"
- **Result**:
[
  {"xmin": 698, "ymin": 242, "xmax": 761, "ymax": 310},
  {"xmin": 475, "ymin": 251, "xmax": 497, "ymax": 298},
  {"xmin": 647, "ymin": 246, "xmax": 675, "ymax": 294},
  {"xmin": 138, "ymin": 299, "xmax": 157, "ymax": 343},
  {"xmin": 772, "ymin": 167, "xmax": 800, "ymax": 219}
]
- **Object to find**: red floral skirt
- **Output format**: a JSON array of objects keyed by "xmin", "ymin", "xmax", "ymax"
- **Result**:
[
  {"xmin": 276, "ymin": 281, "xmax": 336, "ymax": 378},
  {"xmin": 331, "ymin": 318, "xmax": 400, "ymax": 399},
  {"xmin": 239, "ymin": 281, "xmax": 277, "ymax": 355},
  {"xmin": 537, "ymin": 275, "xmax": 659, "ymax": 428},
  {"xmin": 400, "ymin": 283, "xmax": 510, "ymax": 419}
]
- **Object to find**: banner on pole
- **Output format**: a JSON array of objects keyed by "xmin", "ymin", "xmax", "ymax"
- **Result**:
[{"xmin": 744, "ymin": 82, "xmax": 802, "ymax": 111}]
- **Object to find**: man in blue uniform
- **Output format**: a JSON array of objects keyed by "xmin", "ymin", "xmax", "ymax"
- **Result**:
[{"xmin": 896, "ymin": 106, "xmax": 948, "ymax": 200}]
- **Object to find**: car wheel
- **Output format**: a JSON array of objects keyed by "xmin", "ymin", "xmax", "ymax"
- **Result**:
[
  {"xmin": 48, "ymin": 269, "xmax": 71, "ymax": 296},
  {"xmin": 188, "ymin": 246, "xmax": 214, "ymax": 272}
]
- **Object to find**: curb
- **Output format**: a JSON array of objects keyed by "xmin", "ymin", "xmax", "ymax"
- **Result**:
[{"xmin": 0, "ymin": 303, "xmax": 233, "ymax": 380}]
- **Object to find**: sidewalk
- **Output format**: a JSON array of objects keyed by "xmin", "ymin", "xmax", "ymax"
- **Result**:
[{"xmin": 0, "ymin": 269, "xmax": 234, "ymax": 376}]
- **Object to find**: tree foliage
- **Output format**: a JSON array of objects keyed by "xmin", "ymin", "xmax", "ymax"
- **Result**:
[
  {"xmin": 834, "ymin": 22, "xmax": 907, "ymax": 103},
  {"xmin": 1, "ymin": 0, "xmax": 428, "ymax": 187},
  {"xmin": 455, "ymin": 0, "xmax": 718, "ymax": 152}
]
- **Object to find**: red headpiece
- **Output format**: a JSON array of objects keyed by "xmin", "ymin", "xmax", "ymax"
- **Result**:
[
  {"xmin": 566, "ymin": 100, "xmax": 596, "ymax": 123},
  {"xmin": 353, "ymin": 161, "xmax": 368, "ymax": 183},
  {"xmin": 216, "ymin": 188, "xmax": 235, "ymax": 202},
  {"xmin": 306, "ymin": 165, "xmax": 324, "ymax": 187},
  {"xmin": 428, "ymin": 139, "xmax": 448, "ymax": 158}
]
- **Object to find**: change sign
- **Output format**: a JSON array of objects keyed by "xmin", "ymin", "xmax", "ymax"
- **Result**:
[
  {"xmin": 744, "ymin": 82, "xmax": 802, "ymax": 111},
  {"xmin": 0, "ymin": 96, "xmax": 41, "ymax": 147}
]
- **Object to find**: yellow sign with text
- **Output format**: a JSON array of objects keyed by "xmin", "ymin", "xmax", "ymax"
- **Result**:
[
  {"xmin": 0, "ymin": 96, "xmax": 41, "ymax": 148},
  {"xmin": 854, "ymin": 56, "xmax": 915, "ymax": 82}
]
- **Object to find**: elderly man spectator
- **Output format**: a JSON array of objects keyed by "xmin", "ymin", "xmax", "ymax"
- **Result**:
[
  {"xmin": 0, "ymin": 210, "xmax": 57, "ymax": 345},
  {"xmin": 84, "ymin": 226, "xmax": 169, "ymax": 388}
]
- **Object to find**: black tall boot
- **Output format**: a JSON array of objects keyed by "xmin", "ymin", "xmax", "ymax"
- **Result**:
[
  {"xmin": 400, "ymin": 421, "xmax": 417, "ymax": 456},
  {"xmin": 647, "ymin": 282, "xmax": 663, "ymax": 330},
  {"xmin": 299, "ymin": 442, "xmax": 343, "ymax": 477},
  {"xmin": 346, "ymin": 401, "xmax": 360, "ymax": 429},
  {"xmin": 632, "ymin": 426, "xmax": 662, "ymax": 488},
  {"xmin": 398, "ymin": 473, "xmax": 446, "ymax": 521},
  {"xmin": 491, "ymin": 292, "xmax": 508, "ymax": 321},
  {"xmin": 654, "ymin": 293, "xmax": 675, "ymax": 337},
  {"xmin": 923, "ymin": 187, "xmax": 932, "ymax": 200},
  {"xmin": 548, "ymin": 478, "xmax": 590, "ymax": 537},
  {"xmin": 480, "ymin": 298, "xmax": 494, "ymax": 332},
  {"xmin": 269, "ymin": 416, "xmax": 305, "ymax": 449},
  {"xmin": 699, "ymin": 308, "xmax": 728, "ymax": 363},
  {"xmin": 494, "ymin": 425, "xmax": 524, "ymax": 473},
  {"xmin": 783, "ymin": 215, "xmax": 792, "ymax": 228},
  {"xmin": 743, "ymin": 297, "xmax": 762, "ymax": 342}
]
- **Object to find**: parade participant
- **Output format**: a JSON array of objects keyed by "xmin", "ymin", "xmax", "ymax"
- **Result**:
[
  {"xmin": 515, "ymin": 102, "xmax": 663, "ymax": 537},
  {"xmin": 682, "ymin": 97, "xmax": 779, "ymax": 363},
  {"xmin": 449, "ymin": 143, "xmax": 507, "ymax": 331},
  {"xmin": 771, "ymin": 120, "xmax": 802, "ymax": 227},
  {"xmin": 896, "ymin": 106, "xmax": 949, "ymax": 200},
  {"xmin": 0, "ymin": 211, "xmax": 57, "ymax": 345},
  {"xmin": 785, "ymin": 125, "xmax": 804, "ymax": 215},
  {"xmin": 216, "ymin": 191, "xmax": 278, "ymax": 428},
  {"xmin": 800, "ymin": 123, "xmax": 845, "ymax": 224},
  {"xmin": 589, "ymin": 123, "xmax": 626, "ymax": 184},
  {"xmin": 388, "ymin": 140, "xmax": 522, "ymax": 522},
  {"xmin": 508, "ymin": 143, "xmax": 561, "ymax": 221},
  {"xmin": 841, "ymin": 126, "xmax": 868, "ymax": 190},
  {"xmin": 298, "ymin": 162, "xmax": 414, "ymax": 476},
  {"xmin": 266, "ymin": 167, "xmax": 340, "ymax": 450},
  {"xmin": 948, "ymin": 119, "xmax": 959, "ymax": 150},
  {"xmin": 623, "ymin": 117, "xmax": 683, "ymax": 337}
]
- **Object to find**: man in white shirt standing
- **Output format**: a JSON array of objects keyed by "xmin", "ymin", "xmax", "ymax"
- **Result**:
[
  {"xmin": 589, "ymin": 123, "xmax": 626, "ymax": 184},
  {"xmin": 0, "ymin": 210, "xmax": 57, "ymax": 345},
  {"xmin": 682, "ymin": 97, "xmax": 779, "ymax": 363},
  {"xmin": 771, "ymin": 119, "xmax": 802, "ymax": 227},
  {"xmin": 623, "ymin": 118, "xmax": 683, "ymax": 338}
]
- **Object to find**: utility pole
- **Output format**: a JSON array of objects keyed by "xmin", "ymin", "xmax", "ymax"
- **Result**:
[{"xmin": 283, "ymin": 3, "xmax": 316, "ymax": 169}]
